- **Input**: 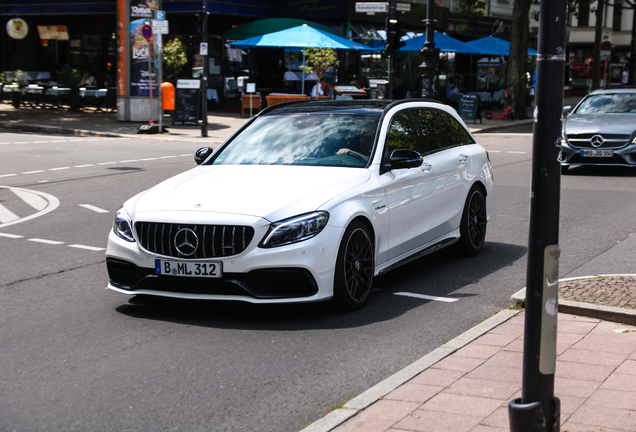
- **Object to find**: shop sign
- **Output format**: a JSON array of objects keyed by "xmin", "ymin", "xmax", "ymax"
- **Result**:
[
  {"xmin": 130, "ymin": 2, "xmax": 154, "ymax": 18},
  {"xmin": 7, "ymin": 18, "xmax": 28, "ymax": 40}
]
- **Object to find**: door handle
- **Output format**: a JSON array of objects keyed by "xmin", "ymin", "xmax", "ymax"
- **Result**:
[
  {"xmin": 421, "ymin": 163, "xmax": 433, "ymax": 173},
  {"xmin": 458, "ymin": 154, "xmax": 469, "ymax": 163}
]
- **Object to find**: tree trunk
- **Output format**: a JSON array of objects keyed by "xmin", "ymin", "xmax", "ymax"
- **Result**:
[
  {"xmin": 592, "ymin": 0, "xmax": 605, "ymax": 89},
  {"xmin": 507, "ymin": 0, "xmax": 533, "ymax": 119}
]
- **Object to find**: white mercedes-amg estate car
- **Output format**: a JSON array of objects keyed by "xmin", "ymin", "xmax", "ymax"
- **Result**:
[{"xmin": 106, "ymin": 99, "xmax": 493, "ymax": 310}]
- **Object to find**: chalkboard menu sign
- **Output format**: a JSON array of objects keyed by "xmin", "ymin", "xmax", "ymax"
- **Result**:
[
  {"xmin": 173, "ymin": 79, "xmax": 201, "ymax": 124},
  {"xmin": 458, "ymin": 93, "xmax": 482, "ymax": 124}
]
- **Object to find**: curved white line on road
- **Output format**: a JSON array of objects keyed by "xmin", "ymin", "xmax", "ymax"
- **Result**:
[{"xmin": 0, "ymin": 186, "xmax": 60, "ymax": 229}]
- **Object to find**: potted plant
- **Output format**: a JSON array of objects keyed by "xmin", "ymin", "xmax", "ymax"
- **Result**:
[
  {"xmin": 57, "ymin": 66, "xmax": 83, "ymax": 111},
  {"xmin": 9, "ymin": 70, "xmax": 27, "ymax": 108}
]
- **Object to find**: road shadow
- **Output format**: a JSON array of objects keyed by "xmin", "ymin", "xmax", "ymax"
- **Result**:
[
  {"xmin": 116, "ymin": 241, "xmax": 527, "ymax": 330},
  {"xmin": 564, "ymin": 165, "xmax": 636, "ymax": 177}
]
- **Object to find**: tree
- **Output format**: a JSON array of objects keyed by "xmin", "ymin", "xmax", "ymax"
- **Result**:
[
  {"xmin": 299, "ymin": 47, "xmax": 340, "ymax": 82},
  {"xmin": 162, "ymin": 38, "xmax": 188, "ymax": 83},
  {"xmin": 507, "ymin": 0, "xmax": 533, "ymax": 119}
]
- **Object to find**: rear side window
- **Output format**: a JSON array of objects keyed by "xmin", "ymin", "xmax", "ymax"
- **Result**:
[
  {"xmin": 410, "ymin": 109, "xmax": 451, "ymax": 154},
  {"xmin": 439, "ymin": 111, "xmax": 475, "ymax": 145}
]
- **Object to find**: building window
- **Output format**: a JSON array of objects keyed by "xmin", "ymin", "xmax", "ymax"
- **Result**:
[
  {"xmin": 578, "ymin": 0, "xmax": 590, "ymax": 27},
  {"xmin": 613, "ymin": 0, "xmax": 623, "ymax": 31}
]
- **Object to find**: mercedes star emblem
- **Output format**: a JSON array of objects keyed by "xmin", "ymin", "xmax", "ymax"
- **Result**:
[
  {"xmin": 590, "ymin": 134, "xmax": 604, "ymax": 148},
  {"xmin": 174, "ymin": 228, "xmax": 199, "ymax": 256}
]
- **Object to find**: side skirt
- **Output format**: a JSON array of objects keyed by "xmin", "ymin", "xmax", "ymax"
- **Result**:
[{"xmin": 377, "ymin": 236, "xmax": 459, "ymax": 276}]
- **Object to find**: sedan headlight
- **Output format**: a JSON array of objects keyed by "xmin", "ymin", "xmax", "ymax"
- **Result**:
[
  {"xmin": 260, "ymin": 211, "xmax": 329, "ymax": 248},
  {"xmin": 113, "ymin": 206, "xmax": 135, "ymax": 242}
]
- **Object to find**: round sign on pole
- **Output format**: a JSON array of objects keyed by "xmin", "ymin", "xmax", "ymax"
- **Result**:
[
  {"xmin": 601, "ymin": 41, "xmax": 612, "ymax": 50},
  {"xmin": 435, "ymin": 0, "xmax": 444, "ymax": 6},
  {"xmin": 142, "ymin": 24, "xmax": 153, "ymax": 40},
  {"xmin": 7, "ymin": 18, "xmax": 28, "ymax": 40}
]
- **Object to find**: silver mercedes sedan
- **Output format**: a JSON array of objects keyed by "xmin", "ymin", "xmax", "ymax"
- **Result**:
[{"xmin": 561, "ymin": 88, "xmax": 636, "ymax": 174}]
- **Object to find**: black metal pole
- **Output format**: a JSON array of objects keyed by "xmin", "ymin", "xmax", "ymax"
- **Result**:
[
  {"xmin": 386, "ymin": 0, "xmax": 396, "ymax": 99},
  {"xmin": 201, "ymin": 0, "xmax": 208, "ymax": 137},
  {"xmin": 508, "ymin": 0, "xmax": 567, "ymax": 430},
  {"xmin": 419, "ymin": 0, "xmax": 435, "ymax": 99},
  {"xmin": 629, "ymin": 6, "xmax": 636, "ymax": 86}
]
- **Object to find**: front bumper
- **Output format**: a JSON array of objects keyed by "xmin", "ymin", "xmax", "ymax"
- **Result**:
[
  {"xmin": 105, "ymin": 223, "xmax": 343, "ymax": 304},
  {"xmin": 561, "ymin": 142, "xmax": 636, "ymax": 167}
]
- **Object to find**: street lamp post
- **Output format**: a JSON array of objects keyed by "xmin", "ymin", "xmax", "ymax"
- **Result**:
[
  {"xmin": 201, "ymin": 0, "xmax": 209, "ymax": 137},
  {"xmin": 629, "ymin": 6, "xmax": 636, "ymax": 85},
  {"xmin": 419, "ymin": 0, "xmax": 436, "ymax": 98}
]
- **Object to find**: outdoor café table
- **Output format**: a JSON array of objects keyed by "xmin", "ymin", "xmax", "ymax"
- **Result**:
[
  {"xmin": 23, "ymin": 85, "xmax": 45, "ymax": 107},
  {"xmin": 80, "ymin": 88, "xmax": 108, "ymax": 111},
  {"xmin": 265, "ymin": 94, "xmax": 310, "ymax": 107},
  {"xmin": 45, "ymin": 87, "xmax": 70, "ymax": 109}
]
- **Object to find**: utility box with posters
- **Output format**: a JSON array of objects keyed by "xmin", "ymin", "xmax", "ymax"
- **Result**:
[{"xmin": 173, "ymin": 78, "xmax": 201, "ymax": 125}]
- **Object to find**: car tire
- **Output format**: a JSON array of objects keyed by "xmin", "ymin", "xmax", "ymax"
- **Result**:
[
  {"xmin": 561, "ymin": 165, "xmax": 569, "ymax": 175},
  {"xmin": 333, "ymin": 221, "xmax": 374, "ymax": 310},
  {"xmin": 458, "ymin": 185, "xmax": 487, "ymax": 256}
]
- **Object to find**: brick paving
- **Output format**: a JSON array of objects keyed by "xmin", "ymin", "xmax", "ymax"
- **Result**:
[{"xmin": 560, "ymin": 276, "xmax": 636, "ymax": 309}]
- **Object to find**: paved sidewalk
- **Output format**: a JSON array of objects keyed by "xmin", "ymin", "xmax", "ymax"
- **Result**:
[{"xmin": 303, "ymin": 276, "xmax": 636, "ymax": 432}]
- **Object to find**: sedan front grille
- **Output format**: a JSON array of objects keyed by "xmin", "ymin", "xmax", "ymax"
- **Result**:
[
  {"xmin": 135, "ymin": 222, "xmax": 255, "ymax": 259},
  {"xmin": 566, "ymin": 133, "xmax": 631, "ymax": 149}
]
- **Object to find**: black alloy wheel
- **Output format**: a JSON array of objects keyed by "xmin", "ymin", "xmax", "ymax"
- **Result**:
[
  {"xmin": 333, "ymin": 221, "xmax": 374, "ymax": 310},
  {"xmin": 458, "ymin": 185, "xmax": 487, "ymax": 256}
]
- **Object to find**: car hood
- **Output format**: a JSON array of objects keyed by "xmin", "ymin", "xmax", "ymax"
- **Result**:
[
  {"xmin": 130, "ymin": 165, "xmax": 370, "ymax": 221},
  {"xmin": 564, "ymin": 113, "xmax": 636, "ymax": 135}
]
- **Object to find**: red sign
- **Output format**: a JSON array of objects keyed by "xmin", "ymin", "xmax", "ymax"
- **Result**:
[
  {"xmin": 601, "ymin": 41, "xmax": 612, "ymax": 50},
  {"xmin": 435, "ymin": 0, "xmax": 444, "ymax": 5},
  {"xmin": 142, "ymin": 24, "xmax": 153, "ymax": 40}
]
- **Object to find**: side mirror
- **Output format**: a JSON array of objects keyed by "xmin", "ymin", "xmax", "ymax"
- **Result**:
[
  {"xmin": 563, "ymin": 106, "xmax": 571, "ymax": 117},
  {"xmin": 194, "ymin": 147, "xmax": 214, "ymax": 165},
  {"xmin": 389, "ymin": 149, "xmax": 423, "ymax": 170}
]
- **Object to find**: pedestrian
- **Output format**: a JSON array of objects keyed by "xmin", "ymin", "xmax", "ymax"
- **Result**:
[
  {"xmin": 622, "ymin": 68, "xmax": 629, "ymax": 86},
  {"xmin": 311, "ymin": 78, "xmax": 325, "ymax": 98}
]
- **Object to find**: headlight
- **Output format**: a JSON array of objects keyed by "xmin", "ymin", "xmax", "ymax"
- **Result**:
[
  {"xmin": 561, "ymin": 132, "xmax": 569, "ymax": 147},
  {"xmin": 113, "ymin": 206, "xmax": 135, "ymax": 242},
  {"xmin": 260, "ymin": 211, "xmax": 329, "ymax": 248}
]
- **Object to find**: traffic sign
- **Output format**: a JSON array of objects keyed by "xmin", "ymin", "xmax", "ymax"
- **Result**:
[
  {"xmin": 601, "ymin": 41, "xmax": 612, "ymax": 50},
  {"xmin": 200, "ymin": 42, "xmax": 208, "ymax": 56},
  {"xmin": 153, "ymin": 20, "xmax": 169, "ymax": 34},
  {"xmin": 155, "ymin": 10, "xmax": 166, "ymax": 20},
  {"xmin": 142, "ymin": 24, "xmax": 152, "ymax": 40}
]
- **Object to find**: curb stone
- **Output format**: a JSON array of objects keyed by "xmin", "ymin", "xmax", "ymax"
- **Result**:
[
  {"xmin": 510, "ymin": 274, "xmax": 636, "ymax": 326},
  {"xmin": 299, "ymin": 308, "xmax": 520, "ymax": 432}
]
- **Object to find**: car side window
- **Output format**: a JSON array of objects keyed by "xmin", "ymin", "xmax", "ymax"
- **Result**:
[
  {"xmin": 382, "ymin": 111, "xmax": 420, "ymax": 168},
  {"xmin": 410, "ymin": 109, "xmax": 451, "ymax": 154},
  {"xmin": 439, "ymin": 111, "xmax": 476, "ymax": 145}
]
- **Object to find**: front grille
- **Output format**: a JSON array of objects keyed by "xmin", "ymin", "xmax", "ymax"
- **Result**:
[
  {"xmin": 135, "ymin": 222, "xmax": 255, "ymax": 259},
  {"xmin": 566, "ymin": 133, "xmax": 631, "ymax": 149}
]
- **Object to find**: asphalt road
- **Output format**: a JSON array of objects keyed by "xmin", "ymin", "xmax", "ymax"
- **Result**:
[{"xmin": 1, "ymin": 130, "xmax": 635, "ymax": 432}]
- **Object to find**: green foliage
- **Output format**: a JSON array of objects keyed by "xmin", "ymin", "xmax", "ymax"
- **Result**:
[
  {"xmin": 368, "ymin": 60, "xmax": 388, "ymax": 78},
  {"xmin": 300, "ymin": 48, "xmax": 340, "ymax": 82},
  {"xmin": 57, "ymin": 66, "xmax": 83, "ymax": 91},
  {"xmin": 451, "ymin": 0, "xmax": 487, "ymax": 21},
  {"xmin": 163, "ymin": 38, "xmax": 188, "ymax": 82}
]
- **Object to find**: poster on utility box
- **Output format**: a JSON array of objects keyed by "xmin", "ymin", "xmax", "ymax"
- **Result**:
[{"xmin": 129, "ymin": 1, "xmax": 160, "ymax": 97}]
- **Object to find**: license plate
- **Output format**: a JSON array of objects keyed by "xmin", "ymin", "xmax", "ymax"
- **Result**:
[
  {"xmin": 580, "ymin": 149, "xmax": 613, "ymax": 157},
  {"xmin": 155, "ymin": 259, "xmax": 222, "ymax": 278}
]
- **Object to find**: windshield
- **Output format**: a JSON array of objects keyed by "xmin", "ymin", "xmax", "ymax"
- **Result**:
[
  {"xmin": 575, "ymin": 93, "xmax": 636, "ymax": 114},
  {"xmin": 211, "ymin": 114, "xmax": 379, "ymax": 168}
]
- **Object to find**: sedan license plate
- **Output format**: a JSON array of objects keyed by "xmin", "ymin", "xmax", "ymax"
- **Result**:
[
  {"xmin": 155, "ymin": 259, "xmax": 222, "ymax": 278},
  {"xmin": 580, "ymin": 149, "xmax": 613, "ymax": 157}
]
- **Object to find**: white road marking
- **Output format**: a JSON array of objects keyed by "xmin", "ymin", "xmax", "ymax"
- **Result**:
[
  {"xmin": 49, "ymin": 167, "xmax": 71, "ymax": 171},
  {"xmin": 119, "ymin": 160, "xmax": 139, "ymax": 163},
  {"xmin": 0, "ymin": 174, "xmax": 17, "ymax": 178},
  {"xmin": 33, "ymin": 141, "xmax": 49, "ymax": 143},
  {"xmin": 22, "ymin": 170, "xmax": 46, "ymax": 175},
  {"xmin": 97, "ymin": 162, "xmax": 117, "ymax": 165},
  {"xmin": 159, "ymin": 156, "xmax": 177, "ymax": 159},
  {"xmin": 0, "ymin": 204, "xmax": 20, "ymax": 223},
  {"xmin": 74, "ymin": 164, "xmax": 95, "ymax": 168},
  {"xmin": 79, "ymin": 204, "xmax": 109, "ymax": 213},
  {"xmin": 68, "ymin": 244, "xmax": 106, "ymax": 251},
  {"xmin": 0, "ymin": 186, "xmax": 60, "ymax": 229},
  {"xmin": 508, "ymin": 151, "xmax": 527, "ymax": 154},
  {"xmin": 488, "ymin": 150, "xmax": 502, "ymax": 153},
  {"xmin": 11, "ymin": 188, "xmax": 48, "ymax": 211},
  {"xmin": 0, "ymin": 233, "xmax": 23, "ymax": 238},
  {"xmin": 29, "ymin": 238, "xmax": 64, "ymax": 245},
  {"xmin": 140, "ymin": 158, "xmax": 158, "ymax": 161},
  {"xmin": 15, "ymin": 142, "xmax": 29, "ymax": 144},
  {"xmin": 394, "ymin": 292, "xmax": 459, "ymax": 303}
]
